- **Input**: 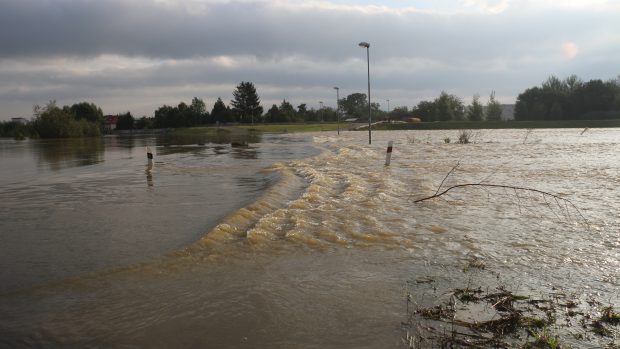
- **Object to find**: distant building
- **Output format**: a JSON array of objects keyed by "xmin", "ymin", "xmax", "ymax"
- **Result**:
[
  {"xmin": 11, "ymin": 117, "xmax": 28, "ymax": 124},
  {"xmin": 104, "ymin": 115, "xmax": 119, "ymax": 132}
]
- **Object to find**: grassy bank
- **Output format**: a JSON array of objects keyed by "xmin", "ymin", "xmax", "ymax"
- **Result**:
[
  {"xmin": 172, "ymin": 119, "xmax": 620, "ymax": 136},
  {"xmin": 173, "ymin": 123, "xmax": 344, "ymax": 136},
  {"xmin": 374, "ymin": 119, "xmax": 620, "ymax": 130},
  {"xmin": 235, "ymin": 123, "xmax": 343, "ymax": 133}
]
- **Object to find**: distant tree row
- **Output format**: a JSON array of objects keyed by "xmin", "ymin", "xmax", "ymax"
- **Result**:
[
  {"xmin": 153, "ymin": 97, "xmax": 208, "ymax": 128},
  {"xmin": 5, "ymin": 75, "xmax": 620, "ymax": 139},
  {"xmin": 404, "ymin": 91, "xmax": 502, "ymax": 122},
  {"xmin": 0, "ymin": 101, "xmax": 103, "ymax": 139},
  {"xmin": 515, "ymin": 75, "xmax": 620, "ymax": 120},
  {"xmin": 31, "ymin": 101, "xmax": 102, "ymax": 138}
]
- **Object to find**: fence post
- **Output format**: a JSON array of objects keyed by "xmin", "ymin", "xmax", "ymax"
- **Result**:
[
  {"xmin": 146, "ymin": 146, "xmax": 153, "ymax": 172},
  {"xmin": 385, "ymin": 141, "xmax": 393, "ymax": 166}
]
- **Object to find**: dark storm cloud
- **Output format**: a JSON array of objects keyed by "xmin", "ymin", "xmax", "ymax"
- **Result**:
[{"xmin": 1, "ymin": 0, "xmax": 612, "ymax": 62}]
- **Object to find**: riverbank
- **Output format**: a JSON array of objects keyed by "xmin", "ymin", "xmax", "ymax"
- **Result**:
[
  {"xmin": 113, "ymin": 119, "xmax": 620, "ymax": 139},
  {"xmin": 373, "ymin": 119, "xmax": 620, "ymax": 130}
]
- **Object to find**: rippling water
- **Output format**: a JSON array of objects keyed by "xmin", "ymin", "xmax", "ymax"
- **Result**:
[{"xmin": 0, "ymin": 128, "xmax": 618, "ymax": 348}]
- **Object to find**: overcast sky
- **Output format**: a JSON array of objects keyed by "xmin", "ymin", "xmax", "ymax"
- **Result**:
[{"xmin": 1, "ymin": 0, "xmax": 618, "ymax": 120}]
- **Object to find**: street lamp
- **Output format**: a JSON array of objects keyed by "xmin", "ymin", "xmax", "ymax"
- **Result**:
[
  {"xmin": 358, "ymin": 41, "xmax": 371, "ymax": 144},
  {"xmin": 333, "ymin": 87, "xmax": 340, "ymax": 135}
]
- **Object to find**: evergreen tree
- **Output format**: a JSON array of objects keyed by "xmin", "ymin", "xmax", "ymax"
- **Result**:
[
  {"xmin": 279, "ymin": 99, "xmax": 296, "ymax": 122},
  {"xmin": 231, "ymin": 81, "xmax": 263, "ymax": 123},
  {"xmin": 486, "ymin": 91, "xmax": 503, "ymax": 121},
  {"xmin": 211, "ymin": 97, "xmax": 229, "ymax": 123},
  {"xmin": 467, "ymin": 94, "xmax": 484, "ymax": 121},
  {"xmin": 264, "ymin": 104, "xmax": 281, "ymax": 123}
]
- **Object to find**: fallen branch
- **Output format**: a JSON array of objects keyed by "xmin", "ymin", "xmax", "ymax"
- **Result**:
[{"xmin": 413, "ymin": 162, "xmax": 588, "ymax": 224}]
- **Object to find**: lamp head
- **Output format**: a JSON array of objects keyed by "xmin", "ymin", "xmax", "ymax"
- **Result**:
[{"xmin": 358, "ymin": 42, "xmax": 370, "ymax": 48}]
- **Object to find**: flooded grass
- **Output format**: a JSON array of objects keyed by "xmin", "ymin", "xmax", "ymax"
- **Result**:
[
  {"xmin": 236, "ymin": 123, "xmax": 343, "ymax": 133},
  {"xmin": 403, "ymin": 259, "xmax": 620, "ymax": 348}
]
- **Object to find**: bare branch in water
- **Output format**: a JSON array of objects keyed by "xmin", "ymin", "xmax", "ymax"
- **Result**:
[
  {"xmin": 523, "ymin": 128, "xmax": 533, "ymax": 144},
  {"xmin": 435, "ymin": 161, "xmax": 460, "ymax": 196},
  {"xmin": 414, "ymin": 183, "xmax": 588, "ymax": 224}
]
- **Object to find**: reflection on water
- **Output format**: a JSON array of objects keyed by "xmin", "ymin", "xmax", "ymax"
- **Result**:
[
  {"xmin": 0, "ymin": 131, "xmax": 317, "ymax": 293},
  {"xmin": 155, "ymin": 129, "xmax": 262, "ymax": 153},
  {"xmin": 34, "ymin": 137, "xmax": 105, "ymax": 170},
  {"xmin": 231, "ymin": 146, "xmax": 258, "ymax": 159}
]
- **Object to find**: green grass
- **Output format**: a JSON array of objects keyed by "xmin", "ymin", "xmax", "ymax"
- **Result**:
[
  {"xmin": 173, "ymin": 123, "xmax": 345, "ymax": 135},
  {"xmin": 235, "ymin": 123, "xmax": 343, "ymax": 133},
  {"xmin": 172, "ymin": 127, "xmax": 220, "ymax": 136}
]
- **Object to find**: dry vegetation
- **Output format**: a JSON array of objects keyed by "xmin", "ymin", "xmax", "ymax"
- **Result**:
[{"xmin": 403, "ymin": 258, "xmax": 620, "ymax": 348}]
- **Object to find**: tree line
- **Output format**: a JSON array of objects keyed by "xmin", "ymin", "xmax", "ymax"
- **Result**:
[
  {"xmin": 514, "ymin": 75, "xmax": 620, "ymax": 121},
  {"xmin": 0, "ymin": 101, "xmax": 103, "ymax": 139},
  {"xmin": 2, "ymin": 75, "xmax": 620, "ymax": 139}
]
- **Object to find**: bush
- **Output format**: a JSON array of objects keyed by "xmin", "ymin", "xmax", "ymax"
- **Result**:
[
  {"xmin": 32, "ymin": 102, "xmax": 101, "ymax": 139},
  {"xmin": 457, "ymin": 129, "xmax": 472, "ymax": 144}
]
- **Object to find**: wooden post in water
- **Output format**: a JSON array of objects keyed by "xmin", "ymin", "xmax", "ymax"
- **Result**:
[
  {"xmin": 385, "ymin": 141, "xmax": 393, "ymax": 166},
  {"xmin": 146, "ymin": 146, "xmax": 153, "ymax": 172}
]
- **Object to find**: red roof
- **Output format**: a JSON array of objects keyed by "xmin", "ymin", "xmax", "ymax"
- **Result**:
[{"xmin": 104, "ymin": 115, "xmax": 119, "ymax": 124}]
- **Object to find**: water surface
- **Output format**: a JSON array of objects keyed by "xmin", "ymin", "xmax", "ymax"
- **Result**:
[{"xmin": 0, "ymin": 128, "xmax": 618, "ymax": 348}]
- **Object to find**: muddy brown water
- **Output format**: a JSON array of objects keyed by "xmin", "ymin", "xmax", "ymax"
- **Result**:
[{"xmin": 0, "ymin": 128, "xmax": 618, "ymax": 347}]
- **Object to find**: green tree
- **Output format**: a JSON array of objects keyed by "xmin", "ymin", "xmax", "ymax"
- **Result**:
[
  {"xmin": 279, "ymin": 99, "xmax": 296, "ymax": 122},
  {"xmin": 467, "ymin": 94, "xmax": 484, "ymax": 121},
  {"xmin": 412, "ymin": 100, "xmax": 436, "ymax": 122},
  {"xmin": 486, "ymin": 91, "xmax": 503, "ymax": 121},
  {"xmin": 211, "ymin": 97, "xmax": 233, "ymax": 123},
  {"xmin": 435, "ymin": 91, "xmax": 464, "ymax": 121},
  {"xmin": 549, "ymin": 102, "xmax": 564, "ymax": 120},
  {"xmin": 297, "ymin": 103, "xmax": 308, "ymax": 121},
  {"xmin": 135, "ymin": 116, "xmax": 153, "ymax": 129},
  {"xmin": 154, "ymin": 105, "xmax": 175, "ymax": 128},
  {"xmin": 189, "ymin": 97, "xmax": 208, "ymax": 125},
  {"xmin": 389, "ymin": 106, "xmax": 411, "ymax": 121},
  {"xmin": 264, "ymin": 104, "xmax": 281, "ymax": 123},
  {"xmin": 564, "ymin": 74, "xmax": 583, "ymax": 93},
  {"xmin": 231, "ymin": 81, "xmax": 263, "ymax": 123},
  {"xmin": 340, "ymin": 93, "xmax": 368, "ymax": 119},
  {"xmin": 32, "ymin": 101, "xmax": 100, "ymax": 138},
  {"xmin": 514, "ymin": 75, "xmax": 620, "ymax": 121},
  {"xmin": 69, "ymin": 102, "xmax": 104, "ymax": 124},
  {"xmin": 0, "ymin": 119, "xmax": 32, "ymax": 139},
  {"xmin": 116, "ymin": 112, "xmax": 135, "ymax": 130}
]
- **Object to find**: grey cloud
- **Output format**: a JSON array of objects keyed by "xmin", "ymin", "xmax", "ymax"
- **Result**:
[
  {"xmin": 1, "ymin": 0, "xmax": 613, "ymax": 62},
  {"xmin": 0, "ymin": 0, "xmax": 618, "ymax": 119}
]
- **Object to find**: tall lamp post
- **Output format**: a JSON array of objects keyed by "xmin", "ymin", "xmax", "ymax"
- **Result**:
[
  {"xmin": 333, "ymin": 87, "xmax": 340, "ymax": 135},
  {"xmin": 358, "ymin": 41, "xmax": 371, "ymax": 144}
]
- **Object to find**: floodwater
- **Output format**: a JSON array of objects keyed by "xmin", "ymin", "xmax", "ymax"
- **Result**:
[{"xmin": 0, "ymin": 128, "xmax": 618, "ymax": 348}]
